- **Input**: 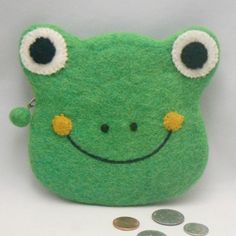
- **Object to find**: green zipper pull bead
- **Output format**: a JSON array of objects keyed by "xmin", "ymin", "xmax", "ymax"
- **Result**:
[{"xmin": 9, "ymin": 107, "xmax": 31, "ymax": 127}]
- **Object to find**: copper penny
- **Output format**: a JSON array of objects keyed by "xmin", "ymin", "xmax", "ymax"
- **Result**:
[{"xmin": 113, "ymin": 216, "xmax": 140, "ymax": 231}]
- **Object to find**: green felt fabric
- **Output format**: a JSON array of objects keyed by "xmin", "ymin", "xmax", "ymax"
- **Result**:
[
  {"xmin": 15, "ymin": 24, "xmax": 219, "ymax": 206},
  {"xmin": 10, "ymin": 107, "xmax": 31, "ymax": 127}
]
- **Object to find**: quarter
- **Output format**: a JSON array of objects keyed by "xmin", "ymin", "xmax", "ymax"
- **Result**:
[{"xmin": 152, "ymin": 209, "xmax": 184, "ymax": 226}]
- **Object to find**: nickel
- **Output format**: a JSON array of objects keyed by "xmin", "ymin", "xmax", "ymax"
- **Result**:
[{"xmin": 137, "ymin": 230, "xmax": 167, "ymax": 236}]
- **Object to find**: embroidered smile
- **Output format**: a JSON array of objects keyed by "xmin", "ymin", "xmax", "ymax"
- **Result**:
[
  {"xmin": 67, "ymin": 131, "xmax": 172, "ymax": 164},
  {"xmin": 51, "ymin": 111, "xmax": 184, "ymax": 164}
]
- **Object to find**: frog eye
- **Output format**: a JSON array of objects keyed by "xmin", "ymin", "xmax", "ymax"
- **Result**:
[
  {"xmin": 19, "ymin": 27, "xmax": 68, "ymax": 75},
  {"xmin": 172, "ymin": 30, "xmax": 219, "ymax": 78}
]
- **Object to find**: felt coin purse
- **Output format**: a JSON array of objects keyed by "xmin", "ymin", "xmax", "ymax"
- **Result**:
[{"xmin": 10, "ymin": 24, "xmax": 220, "ymax": 206}]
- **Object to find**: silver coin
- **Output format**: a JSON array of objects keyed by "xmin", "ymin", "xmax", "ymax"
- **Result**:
[
  {"xmin": 152, "ymin": 209, "xmax": 184, "ymax": 226},
  {"xmin": 184, "ymin": 223, "xmax": 209, "ymax": 236},
  {"xmin": 137, "ymin": 230, "xmax": 167, "ymax": 236}
]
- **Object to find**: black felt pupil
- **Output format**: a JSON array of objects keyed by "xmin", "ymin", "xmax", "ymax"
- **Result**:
[
  {"xmin": 101, "ymin": 124, "xmax": 109, "ymax": 133},
  {"xmin": 29, "ymin": 37, "xmax": 56, "ymax": 64},
  {"xmin": 130, "ymin": 122, "xmax": 138, "ymax": 131},
  {"xmin": 181, "ymin": 42, "xmax": 208, "ymax": 69}
]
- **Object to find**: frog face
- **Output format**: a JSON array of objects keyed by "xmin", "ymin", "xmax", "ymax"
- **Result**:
[{"xmin": 18, "ymin": 24, "xmax": 219, "ymax": 205}]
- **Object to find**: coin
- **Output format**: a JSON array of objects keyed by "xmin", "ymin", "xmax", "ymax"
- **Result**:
[
  {"xmin": 137, "ymin": 230, "xmax": 167, "ymax": 236},
  {"xmin": 184, "ymin": 223, "xmax": 209, "ymax": 236},
  {"xmin": 152, "ymin": 209, "xmax": 184, "ymax": 226},
  {"xmin": 113, "ymin": 216, "xmax": 140, "ymax": 231}
]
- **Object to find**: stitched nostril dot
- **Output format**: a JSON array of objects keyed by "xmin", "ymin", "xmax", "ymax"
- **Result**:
[
  {"xmin": 101, "ymin": 124, "xmax": 109, "ymax": 133},
  {"xmin": 130, "ymin": 122, "xmax": 138, "ymax": 131}
]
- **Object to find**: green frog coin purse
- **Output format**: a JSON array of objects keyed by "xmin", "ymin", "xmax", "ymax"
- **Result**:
[{"xmin": 10, "ymin": 24, "xmax": 220, "ymax": 206}]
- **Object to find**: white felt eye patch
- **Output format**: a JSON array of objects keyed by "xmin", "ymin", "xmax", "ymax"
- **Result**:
[
  {"xmin": 172, "ymin": 30, "xmax": 219, "ymax": 78},
  {"xmin": 20, "ymin": 27, "xmax": 68, "ymax": 75}
]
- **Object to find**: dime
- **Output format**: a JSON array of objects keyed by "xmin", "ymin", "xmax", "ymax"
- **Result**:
[
  {"xmin": 184, "ymin": 223, "xmax": 209, "ymax": 236},
  {"xmin": 137, "ymin": 230, "xmax": 167, "ymax": 236},
  {"xmin": 113, "ymin": 216, "xmax": 140, "ymax": 231},
  {"xmin": 152, "ymin": 209, "xmax": 184, "ymax": 226}
]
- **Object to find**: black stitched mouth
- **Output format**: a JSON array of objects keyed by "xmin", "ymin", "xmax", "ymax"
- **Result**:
[{"xmin": 67, "ymin": 131, "xmax": 172, "ymax": 164}]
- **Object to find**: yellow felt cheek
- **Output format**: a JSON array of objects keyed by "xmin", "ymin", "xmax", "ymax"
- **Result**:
[
  {"xmin": 163, "ymin": 112, "xmax": 185, "ymax": 132},
  {"xmin": 52, "ymin": 114, "xmax": 72, "ymax": 136}
]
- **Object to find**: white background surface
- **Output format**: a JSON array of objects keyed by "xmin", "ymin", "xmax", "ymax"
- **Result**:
[{"xmin": 0, "ymin": 0, "xmax": 235, "ymax": 235}]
